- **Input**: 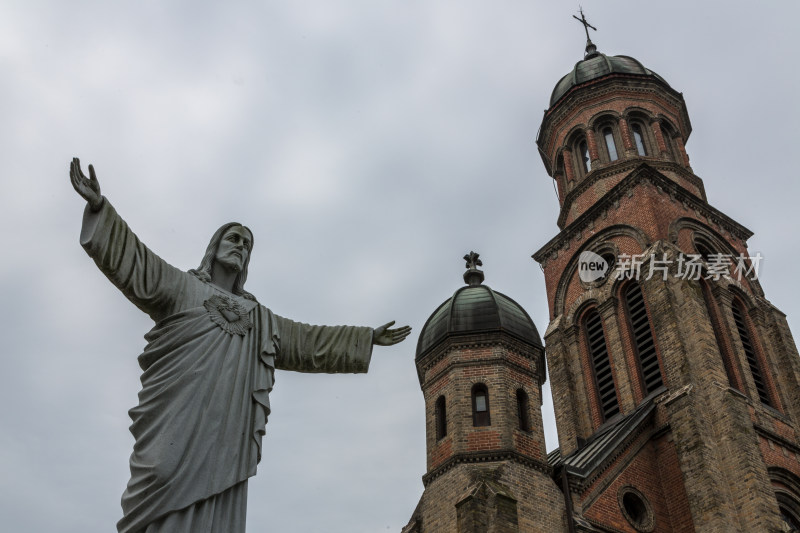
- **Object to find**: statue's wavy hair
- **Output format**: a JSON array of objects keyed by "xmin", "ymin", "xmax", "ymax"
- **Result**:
[{"xmin": 189, "ymin": 222, "xmax": 257, "ymax": 301}]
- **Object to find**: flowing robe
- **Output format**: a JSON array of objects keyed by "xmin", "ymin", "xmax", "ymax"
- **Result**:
[{"xmin": 80, "ymin": 201, "xmax": 374, "ymax": 533}]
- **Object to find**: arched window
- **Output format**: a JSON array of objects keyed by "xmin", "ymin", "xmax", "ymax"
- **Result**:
[
  {"xmin": 778, "ymin": 493, "xmax": 800, "ymax": 532},
  {"xmin": 694, "ymin": 235, "xmax": 716, "ymax": 262},
  {"xmin": 578, "ymin": 138, "xmax": 591, "ymax": 174},
  {"xmin": 731, "ymin": 298, "xmax": 772, "ymax": 406},
  {"xmin": 771, "ymin": 469, "xmax": 800, "ymax": 531},
  {"xmin": 435, "ymin": 395, "xmax": 447, "ymax": 440},
  {"xmin": 623, "ymin": 283, "xmax": 664, "ymax": 395},
  {"xmin": 516, "ymin": 389, "xmax": 530, "ymax": 432},
  {"xmin": 472, "ymin": 384, "xmax": 491, "ymax": 427},
  {"xmin": 700, "ymin": 280, "xmax": 740, "ymax": 391},
  {"xmin": 583, "ymin": 308, "xmax": 620, "ymax": 421},
  {"xmin": 631, "ymin": 122, "xmax": 648, "ymax": 156},
  {"xmin": 603, "ymin": 127, "xmax": 619, "ymax": 162},
  {"xmin": 780, "ymin": 502, "xmax": 800, "ymax": 532}
]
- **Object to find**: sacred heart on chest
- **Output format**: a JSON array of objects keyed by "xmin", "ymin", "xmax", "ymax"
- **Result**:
[
  {"xmin": 204, "ymin": 294, "xmax": 254, "ymax": 336},
  {"xmin": 220, "ymin": 308, "xmax": 241, "ymax": 322}
]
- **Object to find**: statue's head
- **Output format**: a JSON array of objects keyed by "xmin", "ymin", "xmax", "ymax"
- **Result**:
[{"xmin": 189, "ymin": 222, "xmax": 256, "ymax": 301}]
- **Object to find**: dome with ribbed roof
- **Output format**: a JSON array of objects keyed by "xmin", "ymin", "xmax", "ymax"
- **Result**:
[
  {"xmin": 550, "ymin": 48, "xmax": 669, "ymax": 107},
  {"xmin": 416, "ymin": 253, "xmax": 542, "ymax": 360}
]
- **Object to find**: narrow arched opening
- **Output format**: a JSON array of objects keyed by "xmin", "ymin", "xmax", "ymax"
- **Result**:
[{"xmin": 472, "ymin": 384, "xmax": 491, "ymax": 427}]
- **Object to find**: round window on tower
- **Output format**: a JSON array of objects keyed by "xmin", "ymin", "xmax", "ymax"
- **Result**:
[
  {"xmin": 618, "ymin": 486, "xmax": 655, "ymax": 532},
  {"xmin": 578, "ymin": 245, "xmax": 618, "ymax": 289}
]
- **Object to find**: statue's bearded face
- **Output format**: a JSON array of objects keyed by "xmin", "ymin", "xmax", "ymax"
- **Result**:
[{"xmin": 214, "ymin": 226, "xmax": 253, "ymax": 273}]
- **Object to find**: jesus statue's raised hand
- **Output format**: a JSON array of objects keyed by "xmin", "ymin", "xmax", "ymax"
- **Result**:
[{"xmin": 69, "ymin": 158, "xmax": 103, "ymax": 211}]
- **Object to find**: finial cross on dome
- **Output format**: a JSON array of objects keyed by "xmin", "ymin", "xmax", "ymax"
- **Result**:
[
  {"xmin": 573, "ymin": 7, "xmax": 599, "ymax": 58},
  {"xmin": 464, "ymin": 251, "xmax": 482, "ymax": 271},
  {"xmin": 463, "ymin": 251, "xmax": 485, "ymax": 286},
  {"xmin": 573, "ymin": 7, "xmax": 597, "ymax": 42}
]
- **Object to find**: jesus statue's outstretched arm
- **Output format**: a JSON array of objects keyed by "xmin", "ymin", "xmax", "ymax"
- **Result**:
[{"xmin": 70, "ymin": 157, "xmax": 411, "ymax": 533}]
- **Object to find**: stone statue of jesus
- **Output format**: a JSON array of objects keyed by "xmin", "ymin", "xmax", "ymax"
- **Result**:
[{"xmin": 69, "ymin": 158, "xmax": 411, "ymax": 533}]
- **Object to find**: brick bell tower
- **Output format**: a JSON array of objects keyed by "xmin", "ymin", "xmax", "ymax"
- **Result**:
[
  {"xmin": 534, "ymin": 18, "xmax": 800, "ymax": 533},
  {"xmin": 403, "ymin": 253, "xmax": 566, "ymax": 533}
]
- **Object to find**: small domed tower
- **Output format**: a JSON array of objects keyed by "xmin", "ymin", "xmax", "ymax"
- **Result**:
[{"xmin": 403, "ymin": 253, "xmax": 566, "ymax": 533}]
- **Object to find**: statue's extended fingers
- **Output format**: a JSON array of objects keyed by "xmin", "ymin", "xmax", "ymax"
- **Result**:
[
  {"xmin": 88, "ymin": 164, "xmax": 97, "ymax": 182},
  {"xmin": 392, "ymin": 328, "xmax": 412, "ymax": 341},
  {"xmin": 70, "ymin": 161, "xmax": 82, "ymax": 188},
  {"xmin": 79, "ymin": 163, "xmax": 89, "ymax": 182}
]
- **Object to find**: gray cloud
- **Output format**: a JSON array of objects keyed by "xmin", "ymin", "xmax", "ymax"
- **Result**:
[{"xmin": 1, "ymin": 1, "xmax": 798, "ymax": 531}]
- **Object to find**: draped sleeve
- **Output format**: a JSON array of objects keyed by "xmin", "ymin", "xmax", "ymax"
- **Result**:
[
  {"xmin": 273, "ymin": 315, "xmax": 374, "ymax": 374},
  {"xmin": 80, "ymin": 199, "xmax": 185, "ymax": 322}
]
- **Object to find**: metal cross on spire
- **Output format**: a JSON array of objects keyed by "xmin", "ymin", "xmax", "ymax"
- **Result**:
[
  {"xmin": 572, "ymin": 7, "xmax": 599, "ymax": 57},
  {"xmin": 573, "ymin": 8, "xmax": 597, "ymax": 42}
]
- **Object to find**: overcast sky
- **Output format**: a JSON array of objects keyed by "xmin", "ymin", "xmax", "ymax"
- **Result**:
[{"xmin": 1, "ymin": 1, "xmax": 799, "ymax": 532}]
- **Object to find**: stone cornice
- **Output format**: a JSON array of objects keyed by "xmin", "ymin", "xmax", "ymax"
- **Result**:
[
  {"xmin": 557, "ymin": 159, "xmax": 706, "ymax": 229},
  {"xmin": 532, "ymin": 163, "xmax": 754, "ymax": 266},
  {"xmin": 538, "ymin": 76, "xmax": 690, "ymax": 173},
  {"xmin": 416, "ymin": 331, "xmax": 545, "ymax": 385},
  {"xmin": 754, "ymin": 425, "xmax": 800, "ymax": 456},
  {"xmin": 422, "ymin": 449, "xmax": 552, "ymax": 487},
  {"xmin": 545, "ymin": 77, "xmax": 685, "ymax": 131}
]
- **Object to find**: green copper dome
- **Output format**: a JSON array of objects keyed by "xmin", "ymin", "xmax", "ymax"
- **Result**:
[
  {"xmin": 416, "ymin": 254, "xmax": 542, "ymax": 360},
  {"xmin": 550, "ymin": 51, "xmax": 669, "ymax": 107}
]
